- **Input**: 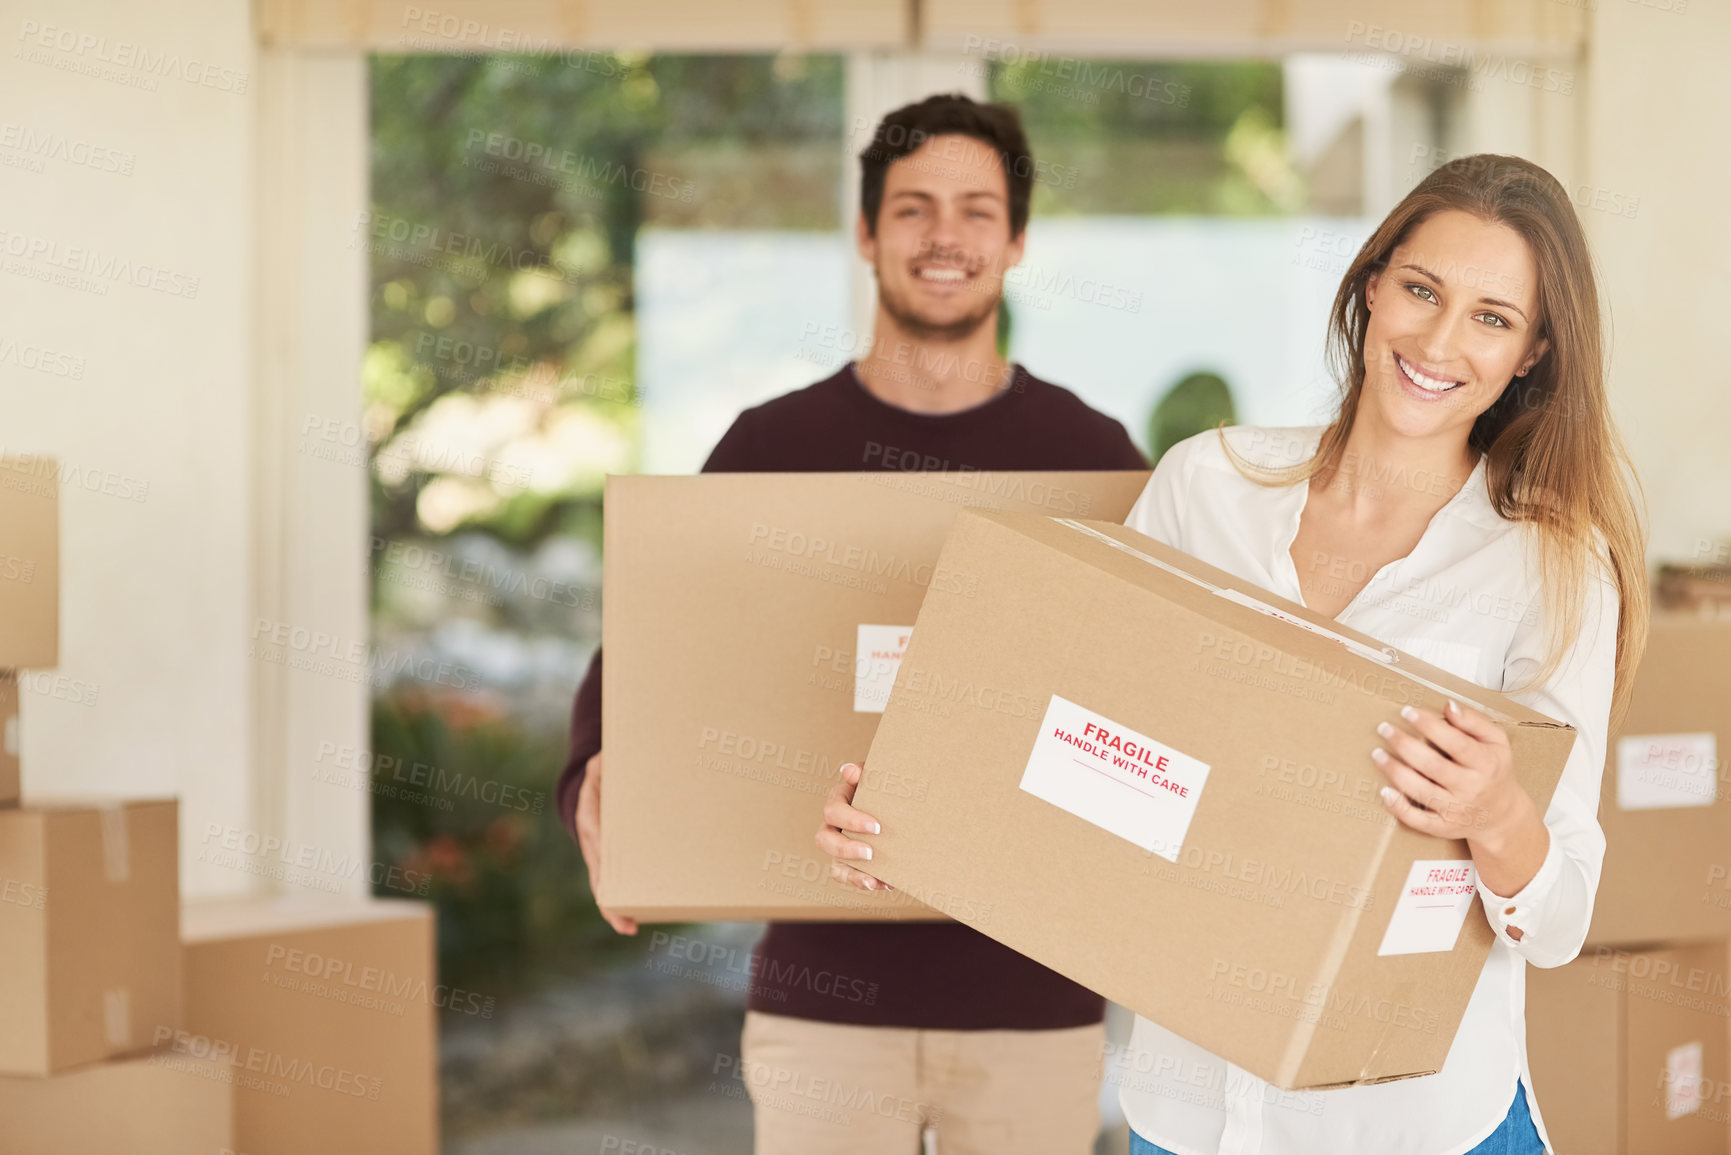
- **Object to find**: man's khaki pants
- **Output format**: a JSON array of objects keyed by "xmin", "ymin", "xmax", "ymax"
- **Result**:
[{"xmin": 738, "ymin": 1009, "xmax": 1105, "ymax": 1155}]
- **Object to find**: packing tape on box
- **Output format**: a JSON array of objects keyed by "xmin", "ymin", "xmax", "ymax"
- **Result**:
[
  {"xmin": 98, "ymin": 805, "xmax": 130, "ymax": 884},
  {"xmin": 1054, "ymin": 519, "xmax": 1494, "ymax": 715},
  {"xmin": 103, "ymin": 988, "xmax": 131, "ymax": 1048}
]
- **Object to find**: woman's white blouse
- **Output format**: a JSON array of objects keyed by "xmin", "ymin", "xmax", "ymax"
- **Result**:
[{"xmin": 1116, "ymin": 425, "xmax": 1621, "ymax": 1155}]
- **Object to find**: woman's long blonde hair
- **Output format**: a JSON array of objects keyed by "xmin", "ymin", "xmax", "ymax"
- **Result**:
[{"xmin": 1225, "ymin": 154, "xmax": 1649, "ymax": 720}]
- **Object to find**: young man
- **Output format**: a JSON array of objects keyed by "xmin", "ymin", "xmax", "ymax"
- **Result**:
[{"xmin": 557, "ymin": 94, "xmax": 1147, "ymax": 1153}]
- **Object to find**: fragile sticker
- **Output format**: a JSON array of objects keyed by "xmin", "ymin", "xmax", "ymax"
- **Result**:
[
  {"xmin": 1667, "ymin": 1041, "xmax": 1704, "ymax": 1119},
  {"xmin": 1617, "ymin": 733, "xmax": 1717, "ymax": 810},
  {"xmin": 1018, "ymin": 694, "xmax": 1209, "ymax": 862},
  {"xmin": 854, "ymin": 624, "xmax": 912, "ymax": 714},
  {"xmin": 1377, "ymin": 860, "xmax": 1478, "ymax": 956}
]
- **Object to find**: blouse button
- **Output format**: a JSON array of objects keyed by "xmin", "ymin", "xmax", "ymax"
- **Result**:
[{"xmin": 1504, "ymin": 905, "xmax": 1517, "ymax": 916}]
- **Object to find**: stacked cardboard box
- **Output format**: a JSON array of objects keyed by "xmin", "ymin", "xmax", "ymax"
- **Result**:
[
  {"xmin": 179, "ymin": 895, "xmax": 440, "ymax": 1155},
  {"xmin": 0, "ymin": 455, "xmax": 238, "ymax": 1148},
  {"xmin": 1525, "ymin": 608, "xmax": 1731, "ymax": 1151},
  {"xmin": 0, "ymin": 842, "xmax": 441, "ymax": 1154},
  {"xmin": 0, "ymin": 1049, "xmax": 235, "ymax": 1155},
  {"xmin": 0, "ymin": 451, "xmax": 445, "ymax": 1150},
  {"xmin": 0, "ymin": 454, "xmax": 440, "ymax": 1148},
  {"xmin": 1591, "ymin": 611, "xmax": 1731, "ymax": 946},
  {"xmin": 1528, "ymin": 941, "xmax": 1731, "ymax": 1154},
  {"xmin": 0, "ymin": 796, "xmax": 218, "ymax": 1144},
  {"xmin": 0, "ymin": 453, "xmax": 60, "ymax": 806},
  {"xmin": 0, "ymin": 799, "xmax": 183, "ymax": 1074}
]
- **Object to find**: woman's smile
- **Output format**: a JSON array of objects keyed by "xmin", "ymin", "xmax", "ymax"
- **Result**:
[{"xmin": 1393, "ymin": 352, "xmax": 1466, "ymax": 395}]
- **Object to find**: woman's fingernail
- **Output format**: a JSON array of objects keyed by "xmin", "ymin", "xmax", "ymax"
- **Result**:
[
  {"xmin": 1399, "ymin": 706, "xmax": 1418, "ymax": 722},
  {"xmin": 1376, "ymin": 721, "xmax": 1394, "ymax": 738},
  {"xmin": 859, "ymin": 846, "xmax": 873, "ymax": 860},
  {"xmin": 1447, "ymin": 699, "xmax": 1461, "ymax": 716},
  {"xmin": 869, "ymin": 821, "xmax": 881, "ymax": 835},
  {"xmin": 1380, "ymin": 786, "xmax": 1400, "ymax": 805},
  {"xmin": 864, "ymin": 878, "xmax": 877, "ymax": 890},
  {"xmin": 1371, "ymin": 747, "xmax": 1389, "ymax": 763}
]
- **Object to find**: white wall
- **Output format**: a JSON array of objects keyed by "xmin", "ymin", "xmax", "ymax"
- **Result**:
[
  {"xmin": 0, "ymin": 1, "xmax": 369, "ymax": 896},
  {"xmin": 252, "ymin": 49, "xmax": 372, "ymax": 898},
  {"xmin": 1583, "ymin": 0, "xmax": 1731, "ymax": 565}
]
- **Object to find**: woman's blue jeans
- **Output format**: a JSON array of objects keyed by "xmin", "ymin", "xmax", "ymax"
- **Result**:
[{"xmin": 1127, "ymin": 1080, "xmax": 1544, "ymax": 1155}]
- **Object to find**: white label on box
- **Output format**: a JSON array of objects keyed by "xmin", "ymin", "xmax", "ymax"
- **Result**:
[
  {"xmin": 1617, "ymin": 733, "xmax": 1718, "ymax": 810},
  {"xmin": 854, "ymin": 624, "xmax": 913, "ymax": 714},
  {"xmin": 1018, "ymin": 694, "xmax": 1209, "ymax": 862},
  {"xmin": 1377, "ymin": 860, "xmax": 1479, "ymax": 956},
  {"xmin": 1667, "ymin": 1041, "xmax": 1704, "ymax": 1119}
]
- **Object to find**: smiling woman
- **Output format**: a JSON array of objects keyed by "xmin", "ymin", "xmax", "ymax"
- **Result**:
[
  {"xmin": 1257, "ymin": 155, "xmax": 1648, "ymax": 708},
  {"xmin": 1115, "ymin": 151, "xmax": 1652, "ymax": 1155}
]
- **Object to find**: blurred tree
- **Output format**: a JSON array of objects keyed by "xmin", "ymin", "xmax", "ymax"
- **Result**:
[
  {"xmin": 366, "ymin": 53, "xmax": 846, "ymax": 988},
  {"xmin": 367, "ymin": 53, "xmax": 844, "ymax": 564},
  {"xmin": 987, "ymin": 58, "xmax": 1301, "ymax": 216},
  {"xmin": 1150, "ymin": 370, "xmax": 1237, "ymax": 462}
]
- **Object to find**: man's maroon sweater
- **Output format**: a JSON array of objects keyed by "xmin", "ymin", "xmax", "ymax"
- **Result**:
[{"xmin": 557, "ymin": 363, "xmax": 1147, "ymax": 1030}]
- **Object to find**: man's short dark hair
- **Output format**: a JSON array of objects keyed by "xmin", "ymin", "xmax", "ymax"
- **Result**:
[{"xmin": 858, "ymin": 93, "xmax": 1034, "ymax": 239}]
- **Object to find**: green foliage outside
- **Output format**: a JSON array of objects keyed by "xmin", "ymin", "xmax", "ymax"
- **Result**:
[
  {"xmin": 366, "ymin": 53, "xmax": 846, "ymax": 996},
  {"xmin": 988, "ymin": 59, "xmax": 1301, "ymax": 215},
  {"xmin": 1150, "ymin": 371, "xmax": 1239, "ymax": 463}
]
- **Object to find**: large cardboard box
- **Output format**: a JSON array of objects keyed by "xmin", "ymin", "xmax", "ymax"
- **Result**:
[
  {"xmin": 0, "ymin": 1050, "xmax": 235, "ymax": 1154},
  {"xmin": 602, "ymin": 469, "xmax": 1150, "ymax": 921},
  {"xmin": 0, "ymin": 671, "xmax": 17, "ymax": 806},
  {"xmin": 1527, "ymin": 941, "xmax": 1731, "ymax": 1155},
  {"xmin": 0, "ymin": 454, "xmax": 59, "ymax": 668},
  {"xmin": 854, "ymin": 510, "xmax": 1578, "ymax": 1090},
  {"xmin": 0, "ymin": 798, "xmax": 181, "ymax": 1075},
  {"xmin": 1591, "ymin": 611, "xmax": 1731, "ymax": 945},
  {"xmin": 178, "ymin": 895, "xmax": 439, "ymax": 1155}
]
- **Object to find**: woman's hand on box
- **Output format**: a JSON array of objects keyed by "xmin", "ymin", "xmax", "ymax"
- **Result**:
[
  {"xmin": 818, "ymin": 762, "xmax": 894, "ymax": 892},
  {"xmin": 1371, "ymin": 700, "xmax": 1550, "ymax": 934},
  {"xmin": 1371, "ymin": 699, "xmax": 1525, "ymax": 838}
]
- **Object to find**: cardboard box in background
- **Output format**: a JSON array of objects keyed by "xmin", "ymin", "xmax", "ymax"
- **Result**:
[
  {"xmin": 602, "ymin": 470, "xmax": 1150, "ymax": 922},
  {"xmin": 0, "ymin": 1050, "xmax": 234, "ymax": 1155},
  {"xmin": 0, "ymin": 455, "xmax": 58, "ymax": 668},
  {"xmin": 1591, "ymin": 612, "xmax": 1731, "ymax": 945},
  {"xmin": 0, "ymin": 798, "xmax": 181, "ymax": 1075},
  {"xmin": 179, "ymin": 895, "xmax": 438, "ymax": 1155},
  {"xmin": 1527, "ymin": 940, "xmax": 1731, "ymax": 1155},
  {"xmin": 0, "ymin": 672, "xmax": 16, "ymax": 807},
  {"xmin": 855, "ymin": 510, "xmax": 1578, "ymax": 1090},
  {"xmin": 1658, "ymin": 565, "xmax": 1731, "ymax": 612}
]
